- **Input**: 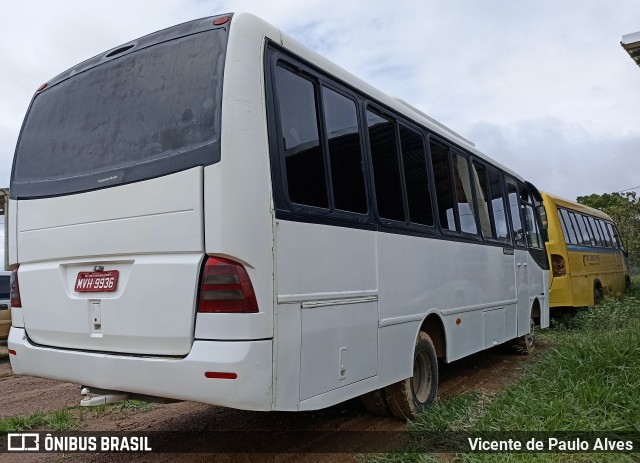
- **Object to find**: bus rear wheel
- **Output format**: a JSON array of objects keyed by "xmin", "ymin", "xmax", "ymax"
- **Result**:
[
  {"xmin": 360, "ymin": 388, "xmax": 391, "ymax": 416},
  {"xmin": 594, "ymin": 283, "xmax": 604, "ymax": 305},
  {"xmin": 384, "ymin": 331, "xmax": 438, "ymax": 420}
]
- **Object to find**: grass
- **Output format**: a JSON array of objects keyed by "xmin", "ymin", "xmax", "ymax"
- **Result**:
[
  {"xmin": 0, "ymin": 409, "xmax": 77, "ymax": 433},
  {"xmin": 364, "ymin": 281, "xmax": 640, "ymax": 463},
  {"xmin": 0, "ymin": 400, "xmax": 153, "ymax": 433},
  {"xmin": 86, "ymin": 399, "xmax": 153, "ymax": 417}
]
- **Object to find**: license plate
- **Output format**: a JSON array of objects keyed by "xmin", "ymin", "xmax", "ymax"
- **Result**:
[{"xmin": 75, "ymin": 270, "xmax": 119, "ymax": 293}]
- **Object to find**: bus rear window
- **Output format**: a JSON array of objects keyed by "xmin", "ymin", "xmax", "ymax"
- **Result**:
[{"xmin": 12, "ymin": 29, "xmax": 226, "ymax": 198}]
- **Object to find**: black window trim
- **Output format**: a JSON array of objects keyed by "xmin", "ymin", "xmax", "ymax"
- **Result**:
[
  {"xmin": 11, "ymin": 27, "xmax": 229, "ymax": 200},
  {"xmin": 319, "ymin": 81, "xmax": 371, "ymax": 216},
  {"xmin": 452, "ymin": 148, "xmax": 481, "ymax": 238},
  {"xmin": 557, "ymin": 206, "xmax": 625, "ymax": 252},
  {"xmin": 470, "ymin": 158, "xmax": 511, "ymax": 245},
  {"xmin": 558, "ymin": 208, "xmax": 577, "ymax": 245},
  {"xmin": 600, "ymin": 220, "xmax": 614, "ymax": 248},
  {"xmin": 269, "ymin": 55, "xmax": 372, "ymax": 224},
  {"xmin": 264, "ymin": 40, "xmax": 544, "ymax": 252},
  {"xmin": 276, "ymin": 62, "xmax": 331, "ymax": 212},
  {"xmin": 520, "ymin": 189, "xmax": 544, "ymax": 251},
  {"xmin": 504, "ymin": 176, "xmax": 527, "ymax": 250},
  {"xmin": 397, "ymin": 119, "xmax": 436, "ymax": 229},
  {"xmin": 364, "ymin": 103, "xmax": 408, "ymax": 227}
]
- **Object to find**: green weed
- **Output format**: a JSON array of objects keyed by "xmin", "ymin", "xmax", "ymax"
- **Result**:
[{"xmin": 369, "ymin": 281, "xmax": 640, "ymax": 462}]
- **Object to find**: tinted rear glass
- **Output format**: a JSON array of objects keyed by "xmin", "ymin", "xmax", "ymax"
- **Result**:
[
  {"xmin": 12, "ymin": 29, "xmax": 226, "ymax": 198},
  {"xmin": 0, "ymin": 276, "xmax": 9, "ymax": 300}
]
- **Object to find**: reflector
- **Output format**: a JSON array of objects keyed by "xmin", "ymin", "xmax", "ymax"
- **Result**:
[
  {"xmin": 205, "ymin": 372, "xmax": 237, "ymax": 379},
  {"xmin": 213, "ymin": 16, "xmax": 230, "ymax": 26}
]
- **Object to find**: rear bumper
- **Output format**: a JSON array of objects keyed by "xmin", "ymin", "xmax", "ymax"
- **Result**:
[
  {"xmin": 549, "ymin": 275, "xmax": 573, "ymax": 307},
  {"xmin": 8, "ymin": 328, "xmax": 273, "ymax": 411}
]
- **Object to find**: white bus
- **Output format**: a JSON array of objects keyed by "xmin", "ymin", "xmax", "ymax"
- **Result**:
[{"xmin": 8, "ymin": 13, "xmax": 549, "ymax": 419}]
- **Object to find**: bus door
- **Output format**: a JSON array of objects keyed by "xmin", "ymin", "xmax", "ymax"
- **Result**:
[
  {"xmin": 506, "ymin": 178, "xmax": 530, "ymax": 337},
  {"xmin": 521, "ymin": 189, "xmax": 549, "ymax": 328}
]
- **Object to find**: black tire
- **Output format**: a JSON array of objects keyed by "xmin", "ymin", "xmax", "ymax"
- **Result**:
[
  {"xmin": 512, "ymin": 313, "xmax": 536, "ymax": 355},
  {"xmin": 360, "ymin": 388, "xmax": 391, "ymax": 416},
  {"xmin": 384, "ymin": 332, "xmax": 438, "ymax": 420},
  {"xmin": 594, "ymin": 284, "xmax": 604, "ymax": 305}
]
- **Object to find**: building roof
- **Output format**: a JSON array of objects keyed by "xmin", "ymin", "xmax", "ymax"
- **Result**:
[{"xmin": 621, "ymin": 31, "xmax": 640, "ymax": 68}]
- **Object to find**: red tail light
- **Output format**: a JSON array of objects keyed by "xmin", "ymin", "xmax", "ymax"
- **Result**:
[
  {"xmin": 552, "ymin": 254, "xmax": 566, "ymax": 277},
  {"xmin": 198, "ymin": 257, "xmax": 258, "ymax": 313},
  {"xmin": 10, "ymin": 266, "xmax": 22, "ymax": 308}
]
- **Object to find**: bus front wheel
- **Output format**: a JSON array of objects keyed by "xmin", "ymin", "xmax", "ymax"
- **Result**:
[
  {"xmin": 512, "ymin": 314, "xmax": 536, "ymax": 355},
  {"xmin": 384, "ymin": 331, "xmax": 438, "ymax": 420}
]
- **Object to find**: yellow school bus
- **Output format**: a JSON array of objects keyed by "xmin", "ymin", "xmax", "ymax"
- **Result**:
[{"xmin": 542, "ymin": 192, "xmax": 630, "ymax": 307}]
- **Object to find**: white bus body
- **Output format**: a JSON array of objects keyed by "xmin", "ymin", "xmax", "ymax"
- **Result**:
[{"xmin": 8, "ymin": 13, "xmax": 549, "ymax": 418}]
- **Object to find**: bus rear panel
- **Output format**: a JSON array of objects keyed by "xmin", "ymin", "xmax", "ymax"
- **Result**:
[{"xmin": 9, "ymin": 14, "xmax": 276, "ymax": 411}]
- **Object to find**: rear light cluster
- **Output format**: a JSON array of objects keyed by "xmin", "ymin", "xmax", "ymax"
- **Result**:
[
  {"xmin": 10, "ymin": 266, "xmax": 22, "ymax": 308},
  {"xmin": 198, "ymin": 256, "xmax": 258, "ymax": 313},
  {"xmin": 552, "ymin": 254, "xmax": 566, "ymax": 277}
]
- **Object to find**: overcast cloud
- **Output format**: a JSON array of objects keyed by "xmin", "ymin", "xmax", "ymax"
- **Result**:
[{"xmin": 1, "ymin": 0, "xmax": 638, "ymax": 201}]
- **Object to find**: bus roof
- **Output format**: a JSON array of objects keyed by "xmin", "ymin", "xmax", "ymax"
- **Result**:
[
  {"xmin": 541, "ymin": 191, "xmax": 613, "ymax": 221},
  {"xmin": 33, "ymin": 12, "xmax": 529, "ymax": 188},
  {"xmin": 240, "ymin": 12, "xmax": 527, "ymax": 183}
]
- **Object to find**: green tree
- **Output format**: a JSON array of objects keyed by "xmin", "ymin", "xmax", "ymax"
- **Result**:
[{"xmin": 577, "ymin": 191, "xmax": 640, "ymax": 271}]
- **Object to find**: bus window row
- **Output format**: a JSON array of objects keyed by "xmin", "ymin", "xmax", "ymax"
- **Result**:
[
  {"xmin": 557, "ymin": 207, "xmax": 623, "ymax": 250},
  {"xmin": 269, "ymin": 54, "xmax": 544, "ymax": 252}
]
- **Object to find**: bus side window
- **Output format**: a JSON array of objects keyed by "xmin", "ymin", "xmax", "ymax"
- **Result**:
[
  {"xmin": 581, "ymin": 214, "xmax": 597, "ymax": 246},
  {"xmin": 598, "ymin": 220, "xmax": 614, "ymax": 248},
  {"xmin": 453, "ymin": 153, "xmax": 478, "ymax": 235},
  {"xmin": 471, "ymin": 162, "xmax": 494, "ymax": 238},
  {"xmin": 399, "ymin": 125, "xmax": 433, "ymax": 226},
  {"xmin": 607, "ymin": 222, "xmax": 622, "ymax": 250},
  {"xmin": 559, "ymin": 209, "xmax": 578, "ymax": 244},
  {"xmin": 567, "ymin": 212, "xmax": 584, "ymax": 246},
  {"xmin": 275, "ymin": 66, "xmax": 328, "ymax": 209},
  {"xmin": 575, "ymin": 213, "xmax": 594, "ymax": 246},
  {"xmin": 587, "ymin": 216, "xmax": 603, "ymax": 247},
  {"xmin": 430, "ymin": 142, "xmax": 456, "ymax": 231},
  {"xmin": 598, "ymin": 220, "xmax": 610, "ymax": 248},
  {"xmin": 366, "ymin": 108, "xmax": 405, "ymax": 222},
  {"xmin": 321, "ymin": 86, "xmax": 367, "ymax": 214},
  {"xmin": 506, "ymin": 180, "xmax": 525, "ymax": 247},
  {"xmin": 488, "ymin": 169, "xmax": 509, "ymax": 241},
  {"xmin": 522, "ymin": 203, "xmax": 543, "ymax": 249}
]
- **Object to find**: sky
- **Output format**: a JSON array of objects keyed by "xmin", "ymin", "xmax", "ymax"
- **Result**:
[{"xmin": 0, "ymin": 0, "xmax": 639, "ymax": 202}]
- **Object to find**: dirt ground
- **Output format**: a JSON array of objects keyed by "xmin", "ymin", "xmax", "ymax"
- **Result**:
[{"xmin": 0, "ymin": 340, "xmax": 537, "ymax": 463}]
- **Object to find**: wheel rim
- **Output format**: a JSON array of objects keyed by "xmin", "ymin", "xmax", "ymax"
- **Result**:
[
  {"xmin": 412, "ymin": 350, "xmax": 432, "ymax": 404},
  {"xmin": 526, "ymin": 317, "xmax": 536, "ymax": 350}
]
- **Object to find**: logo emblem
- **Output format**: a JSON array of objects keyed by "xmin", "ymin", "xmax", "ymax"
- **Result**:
[{"xmin": 8, "ymin": 433, "xmax": 40, "ymax": 451}]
